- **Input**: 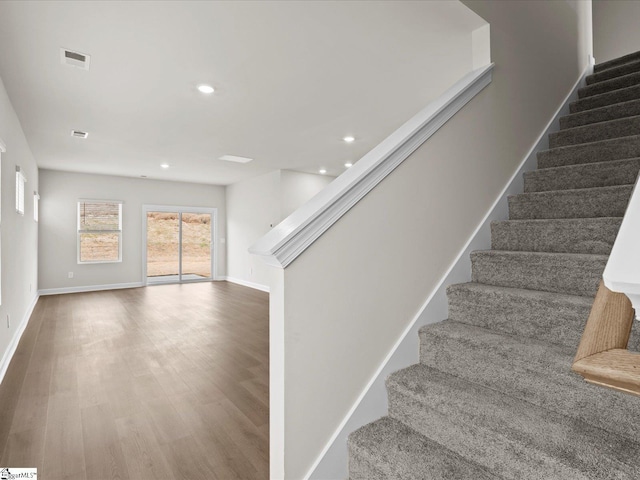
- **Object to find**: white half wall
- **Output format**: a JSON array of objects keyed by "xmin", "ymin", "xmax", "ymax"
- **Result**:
[
  {"xmin": 593, "ymin": 0, "xmax": 640, "ymax": 64},
  {"xmin": 38, "ymin": 170, "xmax": 226, "ymax": 291},
  {"xmin": 0, "ymin": 75, "xmax": 39, "ymax": 384},
  {"xmin": 269, "ymin": 1, "xmax": 593, "ymax": 478}
]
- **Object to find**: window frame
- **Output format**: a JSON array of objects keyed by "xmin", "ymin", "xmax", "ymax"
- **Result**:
[
  {"xmin": 33, "ymin": 191, "xmax": 39, "ymax": 222},
  {"xmin": 16, "ymin": 166, "xmax": 26, "ymax": 215},
  {"xmin": 77, "ymin": 199, "xmax": 123, "ymax": 264}
]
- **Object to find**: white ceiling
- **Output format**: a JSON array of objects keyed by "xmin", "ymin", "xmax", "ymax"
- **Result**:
[{"xmin": 0, "ymin": 1, "xmax": 485, "ymax": 186}]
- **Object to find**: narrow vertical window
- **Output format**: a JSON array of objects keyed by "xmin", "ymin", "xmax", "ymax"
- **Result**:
[
  {"xmin": 77, "ymin": 200, "xmax": 122, "ymax": 263},
  {"xmin": 16, "ymin": 166, "xmax": 26, "ymax": 215},
  {"xmin": 34, "ymin": 191, "xmax": 40, "ymax": 222}
]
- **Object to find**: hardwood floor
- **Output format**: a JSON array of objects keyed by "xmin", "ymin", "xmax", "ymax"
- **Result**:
[{"xmin": 0, "ymin": 282, "xmax": 269, "ymax": 479}]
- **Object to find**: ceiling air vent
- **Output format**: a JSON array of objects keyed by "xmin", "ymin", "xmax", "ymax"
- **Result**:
[
  {"xmin": 219, "ymin": 155, "xmax": 253, "ymax": 164},
  {"xmin": 71, "ymin": 130, "xmax": 89, "ymax": 139},
  {"xmin": 60, "ymin": 48, "xmax": 91, "ymax": 70}
]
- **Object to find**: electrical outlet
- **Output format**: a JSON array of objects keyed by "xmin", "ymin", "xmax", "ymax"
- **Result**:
[
  {"xmin": 6, "ymin": 314, "xmax": 10, "ymax": 329},
  {"xmin": 68, "ymin": 272, "xmax": 74, "ymax": 279}
]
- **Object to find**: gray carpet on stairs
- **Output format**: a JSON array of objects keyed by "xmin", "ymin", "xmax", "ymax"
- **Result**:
[
  {"xmin": 523, "ymin": 157, "xmax": 640, "ymax": 192},
  {"xmin": 348, "ymin": 50, "xmax": 640, "ymax": 480},
  {"xmin": 537, "ymin": 134, "xmax": 640, "ymax": 168},
  {"xmin": 560, "ymin": 98, "xmax": 640, "ymax": 129},
  {"xmin": 586, "ymin": 59, "xmax": 640, "ymax": 85}
]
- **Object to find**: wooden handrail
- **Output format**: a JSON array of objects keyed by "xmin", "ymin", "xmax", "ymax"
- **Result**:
[{"xmin": 572, "ymin": 280, "xmax": 640, "ymax": 396}]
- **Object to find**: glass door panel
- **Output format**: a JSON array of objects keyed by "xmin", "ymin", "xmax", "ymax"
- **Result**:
[
  {"xmin": 146, "ymin": 211, "xmax": 180, "ymax": 283},
  {"xmin": 181, "ymin": 213, "xmax": 212, "ymax": 280}
]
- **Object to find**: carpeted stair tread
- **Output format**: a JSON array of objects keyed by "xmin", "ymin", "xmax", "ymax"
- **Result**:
[
  {"xmin": 387, "ymin": 364, "xmax": 640, "ymax": 480},
  {"xmin": 578, "ymin": 70, "xmax": 640, "ymax": 99},
  {"xmin": 471, "ymin": 250, "xmax": 606, "ymax": 297},
  {"xmin": 594, "ymin": 50, "xmax": 640, "ymax": 74},
  {"xmin": 549, "ymin": 115, "xmax": 640, "ymax": 148},
  {"xmin": 491, "ymin": 217, "xmax": 621, "ymax": 254},
  {"xmin": 570, "ymin": 83, "xmax": 640, "ymax": 113},
  {"xmin": 508, "ymin": 184, "xmax": 632, "ymax": 220},
  {"xmin": 418, "ymin": 321, "xmax": 640, "ymax": 442},
  {"xmin": 348, "ymin": 417, "xmax": 496, "ymax": 480},
  {"xmin": 537, "ymin": 134, "xmax": 640, "ymax": 169},
  {"xmin": 587, "ymin": 59, "xmax": 640, "ymax": 85},
  {"xmin": 447, "ymin": 282, "xmax": 593, "ymax": 348},
  {"xmin": 523, "ymin": 158, "xmax": 640, "ymax": 192},
  {"xmin": 560, "ymin": 98, "xmax": 640, "ymax": 129}
]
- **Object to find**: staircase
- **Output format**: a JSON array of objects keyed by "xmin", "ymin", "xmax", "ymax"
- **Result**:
[{"xmin": 349, "ymin": 51, "xmax": 640, "ymax": 479}]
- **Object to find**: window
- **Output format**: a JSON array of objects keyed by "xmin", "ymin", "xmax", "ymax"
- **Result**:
[
  {"xmin": 16, "ymin": 166, "xmax": 25, "ymax": 215},
  {"xmin": 34, "ymin": 191, "xmax": 39, "ymax": 222},
  {"xmin": 77, "ymin": 200, "xmax": 122, "ymax": 263}
]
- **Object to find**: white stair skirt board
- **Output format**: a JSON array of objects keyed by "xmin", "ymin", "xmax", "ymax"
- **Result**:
[
  {"xmin": 306, "ymin": 63, "xmax": 593, "ymax": 480},
  {"xmin": 0, "ymin": 293, "xmax": 39, "ymax": 386}
]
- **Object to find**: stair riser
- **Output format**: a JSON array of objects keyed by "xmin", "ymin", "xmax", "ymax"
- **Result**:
[
  {"xmin": 418, "ymin": 322, "xmax": 640, "ymax": 441},
  {"xmin": 491, "ymin": 219, "xmax": 621, "ymax": 254},
  {"xmin": 508, "ymin": 186, "xmax": 632, "ymax": 220},
  {"xmin": 471, "ymin": 252, "xmax": 606, "ymax": 297},
  {"xmin": 524, "ymin": 159, "xmax": 640, "ymax": 192},
  {"xmin": 578, "ymin": 72, "xmax": 640, "ymax": 99},
  {"xmin": 448, "ymin": 285, "xmax": 591, "ymax": 348},
  {"xmin": 549, "ymin": 116, "xmax": 640, "ymax": 148},
  {"xmin": 538, "ymin": 135, "xmax": 640, "ymax": 169},
  {"xmin": 348, "ymin": 451, "xmax": 386, "ymax": 480},
  {"xmin": 388, "ymin": 371, "xmax": 640, "ymax": 480},
  {"xmin": 587, "ymin": 61, "xmax": 640, "ymax": 85},
  {"xmin": 570, "ymin": 84, "xmax": 640, "ymax": 113},
  {"xmin": 595, "ymin": 52, "xmax": 640, "ymax": 73},
  {"xmin": 348, "ymin": 418, "xmax": 495, "ymax": 480},
  {"xmin": 560, "ymin": 99, "xmax": 640, "ymax": 129}
]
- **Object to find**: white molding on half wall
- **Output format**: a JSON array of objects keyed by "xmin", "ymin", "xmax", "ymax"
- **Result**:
[
  {"xmin": 39, "ymin": 282, "xmax": 145, "ymax": 296},
  {"xmin": 250, "ymin": 64, "xmax": 495, "ymax": 269},
  {"xmin": 0, "ymin": 293, "xmax": 39, "ymax": 386},
  {"xmin": 223, "ymin": 276, "xmax": 270, "ymax": 293},
  {"xmin": 306, "ymin": 63, "xmax": 593, "ymax": 480}
]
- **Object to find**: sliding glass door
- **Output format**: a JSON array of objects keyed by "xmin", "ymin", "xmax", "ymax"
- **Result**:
[{"xmin": 144, "ymin": 206, "xmax": 216, "ymax": 285}]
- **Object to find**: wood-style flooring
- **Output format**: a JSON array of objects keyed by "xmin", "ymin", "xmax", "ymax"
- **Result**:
[{"xmin": 0, "ymin": 281, "xmax": 269, "ymax": 479}]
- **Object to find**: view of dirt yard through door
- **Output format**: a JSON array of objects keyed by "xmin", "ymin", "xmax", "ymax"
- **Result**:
[{"xmin": 146, "ymin": 212, "xmax": 212, "ymax": 278}]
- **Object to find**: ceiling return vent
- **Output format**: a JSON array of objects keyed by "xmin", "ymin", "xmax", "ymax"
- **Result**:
[
  {"xmin": 71, "ymin": 130, "xmax": 89, "ymax": 139},
  {"xmin": 60, "ymin": 48, "xmax": 91, "ymax": 70}
]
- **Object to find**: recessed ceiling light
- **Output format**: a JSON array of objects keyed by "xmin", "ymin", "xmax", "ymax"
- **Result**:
[
  {"xmin": 343, "ymin": 136, "xmax": 355, "ymax": 143},
  {"xmin": 219, "ymin": 155, "xmax": 253, "ymax": 164},
  {"xmin": 197, "ymin": 84, "xmax": 215, "ymax": 94},
  {"xmin": 160, "ymin": 163, "xmax": 170, "ymax": 169},
  {"xmin": 344, "ymin": 162, "xmax": 353, "ymax": 168},
  {"xmin": 319, "ymin": 169, "xmax": 327, "ymax": 175}
]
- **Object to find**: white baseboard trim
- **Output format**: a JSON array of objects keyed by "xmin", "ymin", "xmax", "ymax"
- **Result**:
[
  {"xmin": 39, "ymin": 282, "xmax": 145, "ymax": 296},
  {"xmin": 0, "ymin": 293, "xmax": 40, "ymax": 386},
  {"xmin": 223, "ymin": 276, "xmax": 270, "ymax": 293},
  {"xmin": 307, "ymin": 63, "xmax": 593, "ymax": 480}
]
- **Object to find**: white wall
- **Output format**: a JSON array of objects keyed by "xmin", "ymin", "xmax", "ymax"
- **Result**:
[
  {"xmin": 280, "ymin": 170, "xmax": 335, "ymax": 219},
  {"xmin": 0, "ymin": 75, "xmax": 39, "ymax": 381},
  {"xmin": 226, "ymin": 170, "xmax": 333, "ymax": 290},
  {"xmin": 274, "ymin": 1, "xmax": 593, "ymax": 478},
  {"xmin": 38, "ymin": 169, "xmax": 226, "ymax": 291},
  {"xmin": 226, "ymin": 171, "xmax": 282, "ymax": 290},
  {"xmin": 593, "ymin": 0, "xmax": 640, "ymax": 64}
]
